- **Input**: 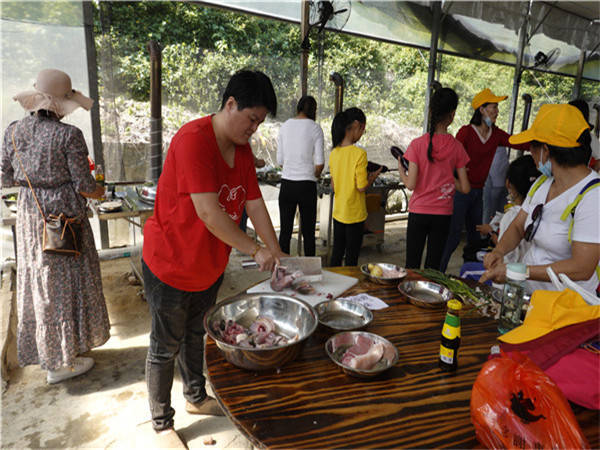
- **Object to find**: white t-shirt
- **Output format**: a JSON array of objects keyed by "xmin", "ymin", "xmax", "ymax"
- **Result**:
[
  {"xmin": 276, "ymin": 118, "xmax": 324, "ymax": 182},
  {"xmin": 497, "ymin": 205, "xmax": 531, "ymax": 264},
  {"xmin": 521, "ymin": 171, "xmax": 600, "ymax": 294}
]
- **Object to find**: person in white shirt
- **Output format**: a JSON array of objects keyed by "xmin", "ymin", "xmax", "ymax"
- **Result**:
[
  {"xmin": 481, "ymin": 104, "xmax": 600, "ymax": 295},
  {"xmin": 276, "ymin": 96, "xmax": 325, "ymax": 255}
]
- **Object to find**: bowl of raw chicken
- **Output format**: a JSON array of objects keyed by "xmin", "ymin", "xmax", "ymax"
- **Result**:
[
  {"xmin": 360, "ymin": 262, "xmax": 407, "ymax": 285},
  {"xmin": 204, "ymin": 293, "xmax": 318, "ymax": 371},
  {"xmin": 325, "ymin": 331, "xmax": 399, "ymax": 378}
]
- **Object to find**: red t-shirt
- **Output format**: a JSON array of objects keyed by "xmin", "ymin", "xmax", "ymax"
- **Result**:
[
  {"xmin": 455, "ymin": 125, "xmax": 528, "ymax": 189},
  {"xmin": 142, "ymin": 115, "xmax": 262, "ymax": 291},
  {"xmin": 404, "ymin": 133, "xmax": 470, "ymax": 215}
]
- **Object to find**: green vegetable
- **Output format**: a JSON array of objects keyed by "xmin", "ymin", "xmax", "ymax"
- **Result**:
[{"xmin": 413, "ymin": 269, "xmax": 482, "ymax": 303}]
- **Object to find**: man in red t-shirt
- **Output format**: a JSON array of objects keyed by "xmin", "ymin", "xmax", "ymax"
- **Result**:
[
  {"xmin": 141, "ymin": 70, "xmax": 284, "ymax": 446},
  {"xmin": 440, "ymin": 88, "xmax": 528, "ymax": 272}
]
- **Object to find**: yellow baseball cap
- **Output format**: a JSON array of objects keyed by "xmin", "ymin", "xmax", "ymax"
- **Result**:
[
  {"xmin": 471, "ymin": 88, "xmax": 508, "ymax": 110},
  {"xmin": 509, "ymin": 104, "xmax": 590, "ymax": 148},
  {"xmin": 499, "ymin": 288, "xmax": 600, "ymax": 344}
]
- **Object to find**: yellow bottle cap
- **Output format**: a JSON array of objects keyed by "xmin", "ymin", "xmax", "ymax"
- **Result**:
[{"xmin": 447, "ymin": 299, "xmax": 462, "ymax": 311}]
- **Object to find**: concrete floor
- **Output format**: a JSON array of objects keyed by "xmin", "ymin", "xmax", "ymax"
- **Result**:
[{"xmin": 0, "ymin": 219, "xmax": 466, "ymax": 449}]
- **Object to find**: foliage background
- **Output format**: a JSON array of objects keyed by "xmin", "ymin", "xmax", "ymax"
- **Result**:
[{"xmin": 92, "ymin": 1, "xmax": 599, "ymax": 181}]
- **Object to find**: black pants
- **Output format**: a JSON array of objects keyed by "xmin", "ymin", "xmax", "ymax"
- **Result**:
[
  {"xmin": 405, "ymin": 212, "xmax": 452, "ymax": 270},
  {"xmin": 278, "ymin": 179, "xmax": 317, "ymax": 256},
  {"xmin": 143, "ymin": 260, "xmax": 223, "ymax": 431},
  {"xmin": 330, "ymin": 219, "xmax": 365, "ymax": 266}
]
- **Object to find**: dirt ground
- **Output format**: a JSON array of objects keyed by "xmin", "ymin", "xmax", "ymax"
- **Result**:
[{"xmin": 0, "ymin": 219, "xmax": 466, "ymax": 449}]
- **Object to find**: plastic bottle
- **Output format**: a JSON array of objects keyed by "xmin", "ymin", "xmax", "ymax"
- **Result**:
[
  {"xmin": 498, "ymin": 262, "xmax": 528, "ymax": 334},
  {"xmin": 439, "ymin": 299, "xmax": 462, "ymax": 371}
]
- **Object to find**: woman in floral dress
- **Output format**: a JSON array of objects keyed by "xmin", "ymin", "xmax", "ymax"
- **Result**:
[{"xmin": 1, "ymin": 69, "xmax": 109, "ymax": 384}]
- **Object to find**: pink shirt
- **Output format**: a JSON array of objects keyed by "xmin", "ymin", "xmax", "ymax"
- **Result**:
[{"xmin": 404, "ymin": 133, "xmax": 470, "ymax": 215}]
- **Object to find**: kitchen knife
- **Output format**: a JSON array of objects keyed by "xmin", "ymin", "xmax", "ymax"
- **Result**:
[{"xmin": 242, "ymin": 256, "xmax": 323, "ymax": 282}]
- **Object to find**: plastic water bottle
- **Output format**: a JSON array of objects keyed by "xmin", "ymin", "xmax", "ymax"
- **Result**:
[{"xmin": 498, "ymin": 263, "xmax": 528, "ymax": 334}]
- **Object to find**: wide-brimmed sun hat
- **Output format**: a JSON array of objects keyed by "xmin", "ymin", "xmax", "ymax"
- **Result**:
[
  {"xmin": 509, "ymin": 104, "xmax": 590, "ymax": 148},
  {"xmin": 471, "ymin": 88, "xmax": 508, "ymax": 110},
  {"xmin": 13, "ymin": 69, "xmax": 93, "ymax": 117}
]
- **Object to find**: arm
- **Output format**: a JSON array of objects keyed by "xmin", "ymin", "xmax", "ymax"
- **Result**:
[
  {"xmin": 455, "ymin": 167, "xmax": 470, "ymax": 193},
  {"xmin": 398, "ymin": 161, "xmax": 418, "ymax": 191},
  {"xmin": 529, "ymin": 241, "xmax": 600, "ymax": 282},
  {"xmin": 245, "ymin": 197, "xmax": 286, "ymax": 259},
  {"xmin": 314, "ymin": 164, "xmax": 324, "ymax": 178},
  {"xmin": 80, "ymin": 184, "xmax": 105, "ymax": 199},
  {"xmin": 190, "ymin": 193, "xmax": 279, "ymax": 271},
  {"xmin": 314, "ymin": 125, "xmax": 325, "ymax": 178},
  {"xmin": 481, "ymin": 240, "xmax": 600, "ymax": 285},
  {"xmin": 358, "ymin": 167, "xmax": 382, "ymax": 192},
  {"xmin": 1, "ymin": 126, "xmax": 15, "ymax": 187}
]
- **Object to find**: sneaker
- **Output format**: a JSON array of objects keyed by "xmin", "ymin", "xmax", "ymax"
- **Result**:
[
  {"xmin": 47, "ymin": 357, "xmax": 94, "ymax": 384},
  {"xmin": 185, "ymin": 397, "xmax": 225, "ymax": 416},
  {"xmin": 151, "ymin": 428, "xmax": 187, "ymax": 449}
]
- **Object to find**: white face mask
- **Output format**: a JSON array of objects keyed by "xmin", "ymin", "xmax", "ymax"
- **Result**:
[{"xmin": 483, "ymin": 116, "xmax": 493, "ymax": 127}]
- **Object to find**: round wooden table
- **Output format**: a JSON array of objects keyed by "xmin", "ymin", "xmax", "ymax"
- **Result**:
[{"xmin": 205, "ymin": 267, "xmax": 599, "ymax": 448}]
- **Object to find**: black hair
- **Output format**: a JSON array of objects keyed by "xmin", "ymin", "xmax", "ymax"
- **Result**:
[
  {"xmin": 469, "ymin": 102, "xmax": 490, "ymax": 126},
  {"xmin": 426, "ymin": 87, "xmax": 458, "ymax": 162},
  {"xmin": 331, "ymin": 107, "xmax": 366, "ymax": 148},
  {"xmin": 506, "ymin": 155, "xmax": 540, "ymax": 200},
  {"xmin": 32, "ymin": 109, "xmax": 59, "ymax": 119},
  {"xmin": 220, "ymin": 70, "xmax": 277, "ymax": 116},
  {"xmin": 568, "ymin": 99, "xmax": 589, "ymax": 121},
  {"xmin": 296, "ymin": 95, "xmax": 317, "ymax": 120},
  {"xmin": 531, "ymin": 128, "xmax": 592, "ymax": 168}
]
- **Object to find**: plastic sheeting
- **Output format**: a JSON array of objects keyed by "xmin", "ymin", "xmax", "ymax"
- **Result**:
[
  {"xmin": 0, "ymin": 1, "xmax": 96, "ymax": 157},
  {"xmin": 198, "ymin": 0, "xmax": 600, "ymax": 81}
]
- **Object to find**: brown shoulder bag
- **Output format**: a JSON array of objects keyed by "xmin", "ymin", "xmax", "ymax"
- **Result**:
[{"xmin": 12, "ymin": 131, "xmax": 82, "ymax": 257}]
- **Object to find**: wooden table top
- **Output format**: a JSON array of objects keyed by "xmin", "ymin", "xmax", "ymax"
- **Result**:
[{"xmin": 205, "ymin": 267, "xmax": 600, "ymax": 449}]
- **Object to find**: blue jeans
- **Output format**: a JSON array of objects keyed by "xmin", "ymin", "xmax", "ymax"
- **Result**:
[
  {"xmin": 143, "ymin": 260, "xmax": 223, "ymax": 431},
  {"xmin": 440, "ymin": 188, "xmax": 483, "ymax": 273},
  {"xmin": 482, "ymin": 178, "xmax": 507, "ymax": 224}
]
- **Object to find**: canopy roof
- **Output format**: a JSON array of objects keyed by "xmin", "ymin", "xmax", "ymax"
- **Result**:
[{"xmin": 199, "ymin": 0, "xmax": 600, "ymax": 81}]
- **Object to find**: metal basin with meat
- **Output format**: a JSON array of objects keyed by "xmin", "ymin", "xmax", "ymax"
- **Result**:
[{"xmin": 204, "ymin": 293, "xmax": 317, "ymax": 371}]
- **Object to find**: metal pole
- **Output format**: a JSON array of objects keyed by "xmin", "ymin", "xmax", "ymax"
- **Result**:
[
  {"xmin": 423, "ymin": 1, "xmax": 441, "ymax": 134},
  {"xmin": 83, "ymin": 1, "xmax": 110, "ymax": 249},
  {"xmin": 507, "ymin": 1, "xmax": 531, "ymax": 136},
  {"xmin": 572, "ymin": 50, "xmax": 586, "ymax": 100},
  {"xmin": 300, "ymin": 0, "xmax": 310, "ymax": 96},
  {"xmin": 326, "ymin": 72, "xmax": 344, "ymax": 265},
  {"xmin": 147, "ymin": 41, "xmax": 163, "ymax": 183}
]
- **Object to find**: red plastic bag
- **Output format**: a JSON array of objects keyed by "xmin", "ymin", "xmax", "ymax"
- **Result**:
[{"xmin": 470, "ymin": 351, "xmax": 589, "ymax": 449}]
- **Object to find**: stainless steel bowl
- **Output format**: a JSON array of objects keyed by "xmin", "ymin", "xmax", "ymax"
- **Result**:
[
  {"xmin": 398, "ymin": 280, "xmax": 452, "ymax": 308},
  {"xmin": 204, "ymin": 293, "xmax": 317, "ymax": 371},
  {"xmin": 325, "ymin": 331, "xmax": 399, "ymax": 379},
  {"xmin": 315, "ymin": 298, "xmax": 373, "ymax": 331},
  {"xmin": 360, "ymin": 263, "xmax": 407, "ymax": 285}
]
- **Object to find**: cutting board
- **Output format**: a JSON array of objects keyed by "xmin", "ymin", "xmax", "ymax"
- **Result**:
[{"xmin": 246, "ymin": 270, "xmax": 359, "ymax": 307}]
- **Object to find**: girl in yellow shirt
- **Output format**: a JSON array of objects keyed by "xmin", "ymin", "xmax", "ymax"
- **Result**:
[{"xmin": 329, "ymin": 107, "xmax": 381, "ymax": 266}]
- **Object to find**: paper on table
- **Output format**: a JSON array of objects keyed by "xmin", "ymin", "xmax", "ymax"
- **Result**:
[{"xmin": 338, "ymin": 293, "xmax": 389, "ymax": 310}]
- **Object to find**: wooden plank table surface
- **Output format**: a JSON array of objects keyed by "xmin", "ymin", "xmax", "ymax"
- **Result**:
[{"xmin": 205, "ymin": 267, "xmax": 600, "ymax": 449}]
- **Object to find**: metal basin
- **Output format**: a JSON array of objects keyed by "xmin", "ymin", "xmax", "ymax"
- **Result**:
[
  {"xmin": 315, "ymin": 298, "xmax": 373, "ymax": 331},
  {"xmin": 204, "ymin": 293, "xmax": 317, "ymax": 371},
  {"xmin": 325, "ymin": 331, "xmax": 399, "ymax": 379},
  {"xmin": 360, "ymin": 263, "xmax": 407, "ymax": 285},
  {"xmin": 398, "ymin": 280, "xmax": 452, "ymax": 308}
]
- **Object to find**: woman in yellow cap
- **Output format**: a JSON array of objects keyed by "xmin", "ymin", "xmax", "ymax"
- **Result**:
[
  {"xmin": 481, "ymin": 104, "xmax": 600, "ymax": 295},
  {"xmin": 440, "ymin": 88, "xmax": 528, "ymax": 272}
]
